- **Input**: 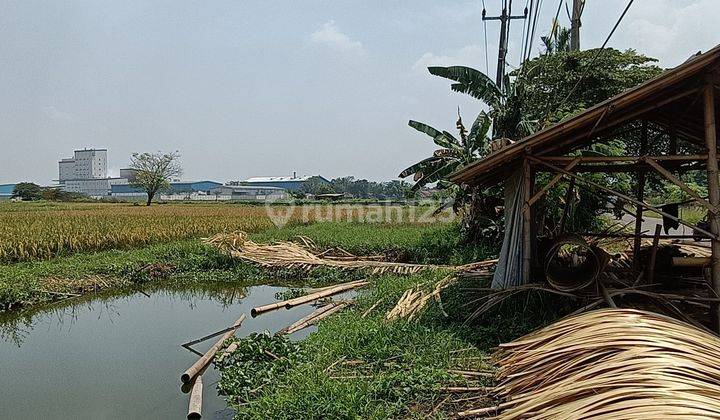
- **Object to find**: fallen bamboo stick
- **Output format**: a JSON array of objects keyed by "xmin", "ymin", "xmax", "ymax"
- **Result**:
[
  {"xmin": 438, "ymin": 386, "xmax": 492, "ymax": 393},
  {"xmin": 284, "ymin": 281, "xmax": 367, "ymax": 309},
  {"xmin": 279, "ymin": 302, "xmax": 342, "ymax": 334},
  {"xmin": 285, "ymin": 301, "xmax": 351, "ymax": 334},
  {"xmin": 251, "ymin": 280, "xmax": 365, "ymax": 317},
  {"xmin": 672, "ymin": 256, "xmax": 711, "ymax": 267},
  {"xmin": 187, "ymin": 375, "xmax": 203, "ymax": 419},
  {"xmin": 181, "ymin": 314, "xmax": 246, "ymax": 384}
]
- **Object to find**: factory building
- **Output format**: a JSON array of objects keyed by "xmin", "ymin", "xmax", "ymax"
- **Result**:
[
  {"xmin": 209, "ymin": 185, "xmax": 288, "ymax": 202},
  {"xmin": 57, "ymin": 148, "xmax": 124, "ymax": 197},
  {"xmin": 0, "ymin": 184, "xmax": 15, "ymax": 201},
  {"xmin": 242, "ymin": 174, "xmax": 330, "ymax": 191},
  {"xmin": 58, "ymin": 149, "xmax": 108, "ymax": 182},
  {"xmin": 110, "ymin": 181, "xmax": 223, "ymax": 200}
]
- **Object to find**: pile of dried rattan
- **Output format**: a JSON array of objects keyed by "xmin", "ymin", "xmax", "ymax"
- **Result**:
[
  {"xmin": 206, "ymin": 231, "xmax": 435, "ymax": 275},
  {"xmin": 460, "ymin": 309, "xmax": 720, "ymax": 419}
]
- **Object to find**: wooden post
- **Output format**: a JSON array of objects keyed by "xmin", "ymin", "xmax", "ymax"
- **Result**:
[
  {"xmin": 522, "ymin": 157, "xmax": 533, "ymax": 284},
  {"xmin": 703, "ymin": 79, "xmax": 720, "ymax": 332},
  {"xmin": 646, "ymin": 224, "xmax": 663, "ymax": 285},
  {"xmin": 633, "ymin": 120, "xmax": 648, "ymax": 270},
  {"xmin": 558, "ymin": 179, "xmax": 575, "ymax": 235}
]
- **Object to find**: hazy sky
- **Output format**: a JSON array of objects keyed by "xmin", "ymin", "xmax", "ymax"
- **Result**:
[{"xmin": 1, "ymin": 0, "xmax": 719, "ymax": 185}]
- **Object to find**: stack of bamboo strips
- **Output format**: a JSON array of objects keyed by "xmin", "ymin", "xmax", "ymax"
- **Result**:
[
  {"xmin": 279, "ymin": 301, "xmax": 351, "ymax": 334},
  {"xmin": 205, "ymin": 232, "xmax": 437, "ymax": 275},
  {"xmin": 252, "ymin": 280, "xmax": 367, "ymax": 316},
  {"xmin": 459, "ymin": 309, "xmax": 720, "ymax": 419}
]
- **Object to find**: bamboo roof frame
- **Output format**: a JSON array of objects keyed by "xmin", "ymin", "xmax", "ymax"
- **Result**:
[{"xmin": 450, "ymin": 45, "xmax": 720, "ymax": 188}]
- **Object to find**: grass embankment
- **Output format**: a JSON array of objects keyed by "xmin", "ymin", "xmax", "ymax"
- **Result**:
[{"xmin": 216, "ymin": 271, "xmax": 557, "ymax": 419}]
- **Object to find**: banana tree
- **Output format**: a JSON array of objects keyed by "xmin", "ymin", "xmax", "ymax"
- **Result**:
[
  {"xmin": 427, "ymin": 66, "xmax": 537, "ymax": 140},
  {"xmin": 399, "ymin": 111, "xmax": 491, "ymax": 192}
]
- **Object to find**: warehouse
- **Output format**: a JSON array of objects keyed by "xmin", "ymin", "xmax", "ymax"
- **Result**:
[
  {"xmin": 0, "ymin": 184, "xmax": 15, "ymax": 201},
  {"xmin": 111, "ymin": 181, "xmax": 223, "ymax": 201},
  {"xmin": 242, "ymin": 174, "xmax": 330, "ymax": 191},
  {"xmin": 209, "ymin": 185, "xmax": 288, "ymax": 202}
]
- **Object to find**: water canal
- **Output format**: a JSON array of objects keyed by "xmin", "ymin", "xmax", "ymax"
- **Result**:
[{"xmin": 0, "ymin": 283, "xmax": 317, "ymax": 419}]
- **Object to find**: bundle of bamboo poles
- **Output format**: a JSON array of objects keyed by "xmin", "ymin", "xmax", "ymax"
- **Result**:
[
  {"xmin": 386, "ymin": 276, "xmax": 455, "ymax": 321},
  {"xmin": 459, "ymin": 309, "xmax": 720, "ymax": 419},
  {"xmin": 205, "ymin": 232, "xmax": 436, "ymax": 275}
]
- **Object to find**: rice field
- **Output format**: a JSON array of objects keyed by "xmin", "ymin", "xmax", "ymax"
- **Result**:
[{"xmin": 0, "ymin": 202, "xmax": 451, "ymax": 263}]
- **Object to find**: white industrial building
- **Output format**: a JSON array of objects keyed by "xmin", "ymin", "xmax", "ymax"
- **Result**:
[
  {"xmin": 209, "ymin": 185, "xmax": 288, "ymax": 202},
  {"xmin": 58, "ymin": 148, "xmax": 129, "ymax": 197}
]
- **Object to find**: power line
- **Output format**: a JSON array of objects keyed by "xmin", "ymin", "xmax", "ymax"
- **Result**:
[
  {"xmin": 482, "ymin": 0, "xmax": 489, "ymax": 75},
  {"xmin": 525, "ymin": 0, "xmax": 543, "ymax": 62},
  {"xmin": 540, "ymin": 0, "xmax": 636, "ymax": 125},
  {"xmin": 558, "ymin": 0, "xmax": 635, "ymax": 107},
  {"xmin": 521, "ymin": 0, "xmax": 535, "ymax": 62}
]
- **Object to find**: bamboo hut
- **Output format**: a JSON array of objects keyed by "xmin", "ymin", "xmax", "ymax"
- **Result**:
[{"xmin": 450, "ymin": 44, "xmax": 720, "ymax": 331}]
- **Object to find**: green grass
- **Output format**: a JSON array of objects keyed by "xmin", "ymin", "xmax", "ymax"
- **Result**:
[
  {"xmin": 218, "ymin": 272, "xmax": 497, "ymax": 419},
  {"xmin": 252, "ymin": 222, "xmax": 493, "ymax": 265},
  {"xmin": 0, "ymin": 221, "xmax": 495, "ymax": 313}
]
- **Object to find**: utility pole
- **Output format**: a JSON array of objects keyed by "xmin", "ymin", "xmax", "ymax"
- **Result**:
[
  {"xmin": 570, "ymin": 0, "xmax": 585, "ymax": 51},
  {"xmin": 482, "ymin": 1, "xmax": 528, "ymax": 90}
]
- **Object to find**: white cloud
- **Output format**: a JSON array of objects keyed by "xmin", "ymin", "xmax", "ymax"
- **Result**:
[
  {"xmin": 42, "ymin": 106, "xmax": 77, "ymax": 123},
  {"xmin": 412, "ymin": 44, "xmax": 486, "ymax": 71},
  {"xmin": 310, "ymin": 20, "xmax": 364, "ymax": 54}
]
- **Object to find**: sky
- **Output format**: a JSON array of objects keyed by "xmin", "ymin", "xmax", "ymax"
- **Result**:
[{"xmin": 1, "ymin": 0, "xmax": 719, "ymax": 185}]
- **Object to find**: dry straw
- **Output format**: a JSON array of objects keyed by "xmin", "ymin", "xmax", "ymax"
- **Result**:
[
  {"xmin": 206, "ymin": 231, "xmax": 436, "ymax": 275},
  {"xmin": 460, "ymin": 308, "xmax": 720, "ymax": 419}
]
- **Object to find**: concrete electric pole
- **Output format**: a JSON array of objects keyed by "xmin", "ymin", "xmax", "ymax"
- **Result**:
[
  {"xmin": 570, "ymin": 0, "xmax": 585, "ymax": 51},
  {"xmin": 482, "ymin": 1, "xmax": 528, "ymax": 90}
]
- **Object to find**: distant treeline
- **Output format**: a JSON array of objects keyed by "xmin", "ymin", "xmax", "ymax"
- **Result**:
[{"xmin": 300, "ymin": 176, "xmax": 416, "ymax": 199}]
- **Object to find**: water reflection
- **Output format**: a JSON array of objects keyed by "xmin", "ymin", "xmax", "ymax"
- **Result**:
[{"xmin": 0, "ymin": 281, "xmax": 316, "ymax": 420}]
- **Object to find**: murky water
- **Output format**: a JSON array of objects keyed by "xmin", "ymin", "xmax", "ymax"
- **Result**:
[{"xmin": 0, "ymin": 283, "xmax": 317, "ymax": 420}]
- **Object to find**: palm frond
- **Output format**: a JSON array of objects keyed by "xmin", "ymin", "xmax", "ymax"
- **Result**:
[
  {"xmin": 428, "ymin": 66, "xmax": 502, "ymax": 104},
  {"xmin": 408, "ymin": 120, "xmax": 460, "ymax": 149}
]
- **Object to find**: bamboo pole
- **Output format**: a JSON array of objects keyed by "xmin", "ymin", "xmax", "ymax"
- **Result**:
[
  {"xmin": 633, "ymin": 121, "xmax": 649, "ymax": 271},
  {"xmin": 283, "ymin": 281, "xmax": 367, "ymax": 309},
  {"xmin": 704, "ymin": 79, "xmax": 720, "ymax": 332},
  {"xmin": 284, "ymin": 301, "xmax": 350, "ymax": 334},
  {"xmin": 279, "ymin": 301, "xmax": 345, "ymax": 334},
  {"xmin": 522, "ymin": 157, "xmax": 533, "ymax": 284},
  {"xmin": 646, "ymin": 224, "xmax": 663, "ymax": 284},
  {"xmin": 251, "ymin": 280, "xmax": 365, "ymax": 317},
  {"xmin": 181, "ymin": 313, "xmax": 246, "ymax": 384},
  {"xmin": 187, "ymin": 375, "xmax": 203, "ymax": 419},
  {"xmin": 645, "ymin": 157, "xmax": 716, "ymax": 213},
  {"xmin": 527, "ymin": 156, "xmax": 718, "ymax": 240},
  {"xmin": 672, "ymin": 257, "xmax": 711, "ymax": 267}
]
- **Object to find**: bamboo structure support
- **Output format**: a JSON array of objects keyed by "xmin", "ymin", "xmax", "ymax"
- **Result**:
[
  {"xmin": 181, "ymin": 313, "xmax": 246, "ymax": 384},
  {"xmin": 704, "ymin": 78, "xmax": 720, "ymax": 332},
  {"xmin": 527, "ymin": 156, "xmax": 719, "ymax": 240}
]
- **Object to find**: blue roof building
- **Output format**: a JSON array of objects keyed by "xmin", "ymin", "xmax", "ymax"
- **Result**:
[
  {"xmin": 0, "ymin": 184, "xmax": 15, "ymax": 200},
  {"xmin": 111, "ymin": 181, "xmax": 223, "ymax": 196}
]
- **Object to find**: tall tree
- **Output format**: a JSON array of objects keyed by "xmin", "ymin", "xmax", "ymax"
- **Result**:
[
  {"xmin": 128, "ymin": 152, "xmax": 183, "ymax": 206},
  {"xmin": 12, "ymin": 182, "xmax": 43, "ymax": 201}
]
